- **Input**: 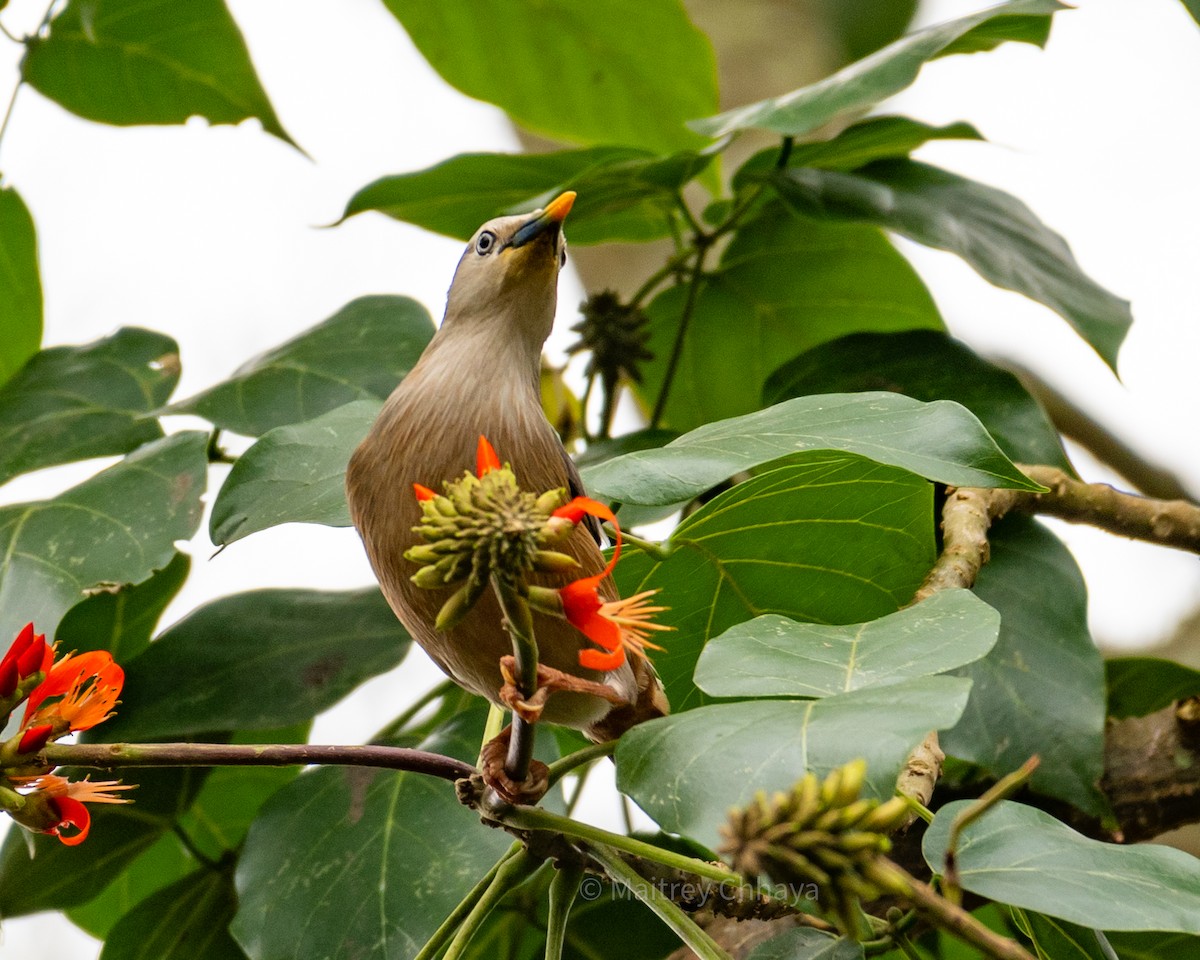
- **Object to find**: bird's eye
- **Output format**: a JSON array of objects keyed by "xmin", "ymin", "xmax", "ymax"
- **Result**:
[{"xmin": 476, "ymin": 231, "xmax": 496, "ymax": 255}]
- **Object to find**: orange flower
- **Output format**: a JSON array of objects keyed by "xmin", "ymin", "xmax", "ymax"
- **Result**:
[
  {"xmin": 549, "ymin": 497, "xmax": 670, "ymax": 670},
  {"xmin": 0, "ymin": 623, "xmax": 54, "ymax": 698},
  {"xmin": 413, "ymin": 483, "xmax": 437, "ymax": 501},
  {"xmin": 22, "ymin": 650, "xmax": 123, "ymax": 736},
  {"xmin": 11, "ymin": 774, "xmax": 134, "ymax": 846},
  {"xmin": 476, "ymin": 435, "xmax": 501, "ymax": 476}
]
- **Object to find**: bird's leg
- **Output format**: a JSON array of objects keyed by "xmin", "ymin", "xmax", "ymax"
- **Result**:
[
  {"xmin": 498, "ymin": 655, "xmax": 627, "ymax": 724},
  {"xmin": 479, "ymin": 724, "xmax": 550, "ymax": 805}
]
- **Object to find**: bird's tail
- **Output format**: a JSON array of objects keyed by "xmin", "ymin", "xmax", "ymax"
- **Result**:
[{"xmin": 585, "ymin": 656, "xmax": 669, "ymax": 742}]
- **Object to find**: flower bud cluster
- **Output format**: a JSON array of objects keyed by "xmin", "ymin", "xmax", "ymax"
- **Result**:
[
  {"xmin": 720, "ymin": 759, "xmax": 910, "ymax": 934},
  {"xmin": 407, "ymin": 467, "xmax": 580, "ymax": 631}
]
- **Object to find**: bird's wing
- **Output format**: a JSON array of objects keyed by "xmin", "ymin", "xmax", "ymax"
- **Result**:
[{"xmin": 561, "ymin": 446, "xmax": 605, "ymax": 547}]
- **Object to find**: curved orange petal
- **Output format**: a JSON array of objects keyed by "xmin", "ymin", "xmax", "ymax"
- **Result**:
[
  {"xmin": 553, "ymin": 497, "xmax": 622, "ymax": 573},
  {"xmin": 23, "ymin": 651, "xmax": 120, "ymax": 730},
  {"xmin": 50, "ymin": 796, "xmax": 91, "ymax": 846},
  {"xmin": 476, "ymin": 435, "xmax": 500, "ymax": 476},
  {"xmin": 413, "ymin": 483, "xmax": 436, "ymax": 502},
  {"xmin": 580, "ymin": 647, "xmax": 625, "ymax": 671}
]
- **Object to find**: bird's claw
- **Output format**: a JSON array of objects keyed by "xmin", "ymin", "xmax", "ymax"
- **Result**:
[
  {"xmin": 479, "ymin": 726, "xmax": 550, "ymax": 805},
  {"xmin": 498, "ymin": 656, "xmax": 626, "ymax": 725}
]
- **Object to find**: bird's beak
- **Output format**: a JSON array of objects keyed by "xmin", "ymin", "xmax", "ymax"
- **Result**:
[{"xmin": 507, "ymin": 191, "xmax": 576, "ymax": 249}]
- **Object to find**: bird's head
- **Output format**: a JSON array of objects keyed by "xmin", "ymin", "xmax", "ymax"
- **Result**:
[{"xmin": 442, "ymin": 192, "xmax": 576, "ymax": 351}]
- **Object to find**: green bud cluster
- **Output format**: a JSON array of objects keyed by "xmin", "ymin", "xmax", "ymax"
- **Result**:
[
  {"xmin": 406, "ymin": 468, "xmax": 579, "ymax": 630},
  {"xmin": 567, "ymin": 291, "xmax": 654, "ymax": 390},
  {"xmin": 719, "ymin": 759, "xmax": 911, "ymax": 935}
]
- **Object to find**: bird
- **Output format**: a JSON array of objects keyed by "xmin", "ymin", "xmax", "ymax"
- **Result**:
[{"xmin": 346, "ymin": 192, "xmax": 668, "ymax": 743}]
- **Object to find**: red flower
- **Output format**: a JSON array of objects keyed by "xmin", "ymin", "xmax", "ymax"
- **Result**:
[
  {"xmin": 476, "ymin": 435, "xmax": 501, "ymax": 476},
  {"xmin": 11, "ymin": 774, "xmax": 134, "ymax": 846},
  {"xmin": 548, "ymin": 498, "xmax": 670, "ymax": 670},
  {"xmin": 413, "ymin": 483, "xmax": 437, "ymax": 501},
  {"xmin": 0, "ymin": 623, "xmax": 54, "ymax": 698},
  {"xmin": 23, "ymin": 650, "xmax": 123, "ymax": 736}
]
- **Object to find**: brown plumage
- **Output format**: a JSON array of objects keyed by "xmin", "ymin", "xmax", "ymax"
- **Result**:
[{"xmin": 346, "ymin": 193, "xmax": 667, "ymax": 739}]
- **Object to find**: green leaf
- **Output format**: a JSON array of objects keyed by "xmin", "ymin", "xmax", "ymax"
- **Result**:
[
  {"xmin": 733, "ymin": 116, "xmax": 983, "ymax": 187},
  {"xmin": 169, "ymin": 296, "xmax": 432, "ymax": 436},
  {"xmin": 344, "ymin": 147, "xmax": 714, "ymax": 245},
  {"xmin": 101, "ymin": 588, "xmax": 409, "ymax": 741},
  {"xmin": 1106, "ymin": 657, "xmax": 1200, "ymax": 719},
  {"xmin": 816, "ymin": 0, "xmax": 919, "ymax": 66},
  {"xmin": 585, "ymin": 392, "xmax": 1040, "ymax": 508},
  {"xmin": 231, "ymin": 707, "xmax": 512, "ymax": 960},
  {"xmin": 613, "ymin": 453, "xmax": 936, "ymax": 712},
  {"xmin": 690, "ymin": 0, "xmax": 1065, "ymax": 138},
  {"xmin": 0, "ymin": 767, "xmax": 207, "ymax": 916},
  {"xmin": 637, "ymin": 202, "xmax": 944, "ymax": 431},
  {"xmin": 617, "ymin": 675, "xmax": 971, "ymax": 850},
  {"xmin": 0, "ymin": 431, "xmax": 207, "ymax": 638},
  {"xmin": 942, "ymin": 517, "xmax": 1107, "ymax": 815},
  {"xmin": 1105, "ymin": 931, "xmax": 1200, "ymax": 960},
  {"xmin": 1182, "ymin": 0, "xmax": 1200, "ymax": 27},
  {"xmin": 696, "ymin": 589, "xmax": 999, "ymax": 699},
  {"xmin": 99, "ymin": 868, "xmax": 247, "ymax": 960},
  {"xmin": 769, "ymin": 161, "xmax": 1131, "ymax": 370},
  {"xmin": 1015, "ymin": 910, "xmax": 1111, "ymax": 960},
  {"xmin": 57, "ymin": 551, "xmax": 190, "ymax": 660},
  {"xmin": 210, "ymin": 399, "xmax": 380, "ymax": 545},
  {"xmin": 923, "ymin": 800, "xmax": 1200, "ymax": 933},
  {"xmin": 749, "ymin": 928, "xmax": 864, "ymax": 960},
  {"xmin": 67, "ymin": 833, "xmax": 194, "ymax": 938},
  {"xmin": 22, "ymin": 0, "xmax": 295, "ymax": 146},
  {"xmin": 0, "ymin": 327, "xmax": 181, "ymax": 486},
  {"xmin": 763, "ymin": 330, "xmax": 1072, "ymax": 471},
  {"xmin": 0, "ymin": 185, "xmax": 42, "ymax": 386},
  {"xmin": 382, "ymin": 0, "xmax": 717, "ymax": 153}
]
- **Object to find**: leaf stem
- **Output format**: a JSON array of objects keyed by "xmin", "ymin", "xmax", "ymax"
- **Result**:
[
  {"xmin": 40, "ymin": 741, "xmax": 476, "ymax": 782},
  {"xmin": 498, "ymin": 805, "xmax": 743, "ymax": 888},
  {"xmin": 544, "ymin": 740, "xmax": 615, "ymax": 788},
  {"xmin": 371, "ymin": 678, "xmax": 458, "ymax": 742},
  {"xmin": 0, "ymin": 80, "xmax": 21, "ymax": 168},
  {"xmin": 413, "ymin": 842, "xmax": 522, "ymax": 960},
  {"xmin": 586, "ymin": 842, "xmax": 734, "ymax": 960},
  {"xmin": 442, "ymin": 847, "xmax": 541, "ymax": 960},
  {"xmin": 546, "ymin": 861, "xmax": 583, "ymax": 960},
  {"xmin": 650, "ymin": 243, "xmax": 711, "ymax": 430}
]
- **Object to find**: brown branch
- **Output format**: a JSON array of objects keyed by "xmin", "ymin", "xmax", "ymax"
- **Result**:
[{"xmin": 40, "ymin": 741, "xmax": 476, "ymax": 782}]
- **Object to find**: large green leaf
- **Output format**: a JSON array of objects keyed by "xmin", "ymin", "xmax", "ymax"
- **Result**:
[
  {"xmin": 770, "ymin": 161, "xmax": 1131, "ymax": 369},
  {"xmin": 617, "ymin": 675, "xmax": 971, "ymax": 850},
  {"xmin": 942, "ymin": 517, "xmax": 1106, "ymax": 815},
  {"xmin": 695, "ymin": 589, "xmax": 999, "ymax": 699},
  {"xmin": 22, "ymin": 0, "xmax": 293, "ymax": 145},
  {"xmin": 168, "ymin": 296, "xmax": 432, "ymax": 436},
  {"xmin": 209, "ymin": 399, "xmax": 380, "ymax": 545},
  {"xmin": 638, "ymin": 203, "xmax": 944, "ymax": 431},
  {"xmin": 1105, "ymin": 657, "xmax": 1200, "ymax": 720},
  {"xmin": 69, "ymin": 724, "xmax": 307, "ymax": 939},
  {"xmin": 231, "ymin": 708, "xmax": 511, "ymax": 960},
  {"xmin": 1105, "ymin": 932, "xmax": 1200, "ymax": 960},
  {"xmin": 0, "ymin": 327, "xmax": 181, "ymax": 485},
  {"xmin": 99, "ymin": 868, "xmax": 247, "ymax": 960},
  {"xmin": 923, "ymin": 800, "xmax": 1200, "ymax": 933},
  {"xmin": 57, "ymin": 551, "xmax": 190, "ymax": 660},
  {"xmin": 691, "ymin": 0, "xmax": 1064, "ymax": 138},
  {"xmin": 343, "ymin": 147, "xmax": 713, "ymax": 246},
  {"xmin": 613, "ymin": 453, "xmax": 936, "ymax": 711},
  {"xmin": 1014, "ymin": 911, "xmax": 1112, "ymax": 960},
  {"xmin": 0, "ymin": 431, "xmax": 207, "ymax": 639},
  {"xmin": 0, "ymin": 185, "xmax": 42, "ymax": 386},
  {"xmin": 584, "ymin": 392, "xmax": 1039, "ymax": 508},
  {"xmin": 1183, "ymin": 0, "xmax": 1200, "ymax": 26},
  {"xmin": 0, "ymin": 767, "xmax": 207, "ymax": 916},
  {"xmin": 732, "ymin": 116, "xmax": 983, "ymax": 187},
  {"xmin": 101, "ymin": 589, "xmax": 409, "ymax": 741},
  {"xmin": 764, "ymin": 331, "xmax": 1072, "ymax": 471},
  {"xmin": 382, "ymin": 0, "xmax": 716, "ymax": 153}
]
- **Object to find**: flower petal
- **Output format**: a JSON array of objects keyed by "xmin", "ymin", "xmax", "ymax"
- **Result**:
[
  {"xmin": 413, "ymin": 483, "xmax": 437, "ymax": 502},
  {"xmin": 476, "ymin": 435, "xmax": 500, "ymax": 476},
  {"xmin": 49, "ymin": 796, "xmax": 91, "ymax": 846},
  {"xmin": 580, "ymin": 648, "xmax": 625, "ymax": 671}
]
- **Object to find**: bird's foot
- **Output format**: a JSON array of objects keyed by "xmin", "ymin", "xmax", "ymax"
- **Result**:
[
  {"xmin": 479, "ymin": 725, "xmax": 550, "ymax": 805},
  {"xmin": 498, "ymin": 656, "xmax": 626, "ymax": 724}
]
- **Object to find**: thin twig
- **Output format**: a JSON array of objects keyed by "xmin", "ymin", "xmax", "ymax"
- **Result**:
[
  {"xmin": 41, "ymin": 741, "xmax": 476, "ymax": 782},
  {"xmin": 492, "ymin": 577, "xmax": 539, "ymax": 783},
  {"xmin": 413, "ymin": 842, "xmax": 522, "ymax": 960},
  {"xmin": 442, "ymin": 847, "xmax": 541, "ymax": 960},
  {"xmin": 650, "ymin": 243, "xmax": 711, "ymax": 429}
]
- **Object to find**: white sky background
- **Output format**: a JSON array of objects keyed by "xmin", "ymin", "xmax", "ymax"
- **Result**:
[{"xmin": 0, "ymin": 0, "xmax": 1198, "ymax": 955}]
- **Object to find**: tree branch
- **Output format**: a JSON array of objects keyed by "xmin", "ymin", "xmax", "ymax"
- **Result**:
[{"xmin": 41, "ymin": 741, "xmax": 476, "ymax": 782}]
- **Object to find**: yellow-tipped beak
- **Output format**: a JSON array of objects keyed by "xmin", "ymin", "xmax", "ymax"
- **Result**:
[
  {"xmin": 508, "ymin": 191, "xmax": 577, "ymax": 249},
  {"xmin": 543, "ymin": 191, "xmax": 576, "ymax": 223}
]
